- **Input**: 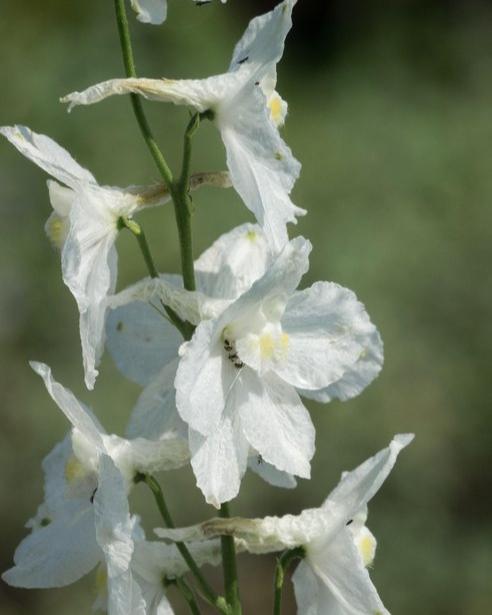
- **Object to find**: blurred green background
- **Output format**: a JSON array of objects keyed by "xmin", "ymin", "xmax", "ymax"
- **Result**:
[{"xmin": 1, "ymin": 0, "xmax": 491, "ymax": 613}]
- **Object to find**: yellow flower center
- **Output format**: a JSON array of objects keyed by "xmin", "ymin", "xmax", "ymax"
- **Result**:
[
  {"xmin": 64, "ymin": 455, "xmax": 89, "ymax": 484},
  {"xmin": 45, "ymin": 213, "xmax": 68, "ymax": 250}
]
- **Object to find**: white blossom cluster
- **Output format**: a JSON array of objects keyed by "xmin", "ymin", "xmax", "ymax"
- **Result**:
[{"xmin": 2, "ymin": 1, "xmax": 413, "ymax": 614}]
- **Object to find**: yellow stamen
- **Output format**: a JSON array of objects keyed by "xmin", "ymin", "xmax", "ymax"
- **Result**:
[{"xmin": 64, "ymin": 455, "xmax": 88, "ymax": 484}]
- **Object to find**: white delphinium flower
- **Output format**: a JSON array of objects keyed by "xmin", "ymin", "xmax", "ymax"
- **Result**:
[
  {"xmin": 157, "ymin": 434, "xmax": 414, "ymax": 614},
  {"xmin": 169, "ymin": 236, "xmax": 383, "ymax": 506},
  {"xmin": 105, "ymin": 224, "xmax": 297, "ymax": 489},
  {"xmin": 62, "ymin": 0, "xmax": 304, "ymax": 251},
  {"xmin": 131, "ymin": 0, "xmax": 227, "ymax": 26},
  {"xmin": 0, "ymin": 126, "xmax": 167, "ymax": 389},
  {"xmin": 2, "ymin": 362, "xmax": 189, "ymax": 594}
]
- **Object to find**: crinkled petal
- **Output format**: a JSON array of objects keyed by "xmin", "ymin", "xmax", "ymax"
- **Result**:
[
  {"xmin": 299, "ymin": 329, "xmax": 384, "ymax": 403},
  {"xmin": 2, "ymin": 504, "xmax": 98, "ymax": 588},
  {"xmin": 30, "ymin": 362, "xmax": 106, "ymax": 448},
  {"xmin": 156, "ymin": 507, "xmax": 329, "ymax": 554},
  {"xmin": 189, "ymin": 416, "xmax": 249, "ymax": 508},
  {"xmin": 103, "ymin": 434, "xmax": 190, "ymax": 483},
  {"xmin": 106, "ymin": 301, "xmax": 182, "ymax": 387},
  {"xmin": 0, "ymin": 125, "xmax": 96, "ymax": 189},
  {"xmin": 276, "ymin": 282, "xmax": 382, "ymax": 392},
  {"xmin": 195, "ymin": 223, "xmax": 271, "ymax": 299},
  {"xmin": 62, "ymin": 75, "xmax": 230, "ymax": 113},
  {"xmin": 130, "ymin": 0, "xmax": 167, "ymax": 24},
  {"xmin": 127, "ymin": 359, "xmax": 187, "ymax": 441},
  {"xmin": 305, "ymin": 528, "xmax": 389, "ymax": 615},
  {"xmin": 248, "ymin": 454, "xmax": 297, "ymax": 489},
  {"xmin": 239, "ymin": 370, "xmax": 314, "ymax": 478}
]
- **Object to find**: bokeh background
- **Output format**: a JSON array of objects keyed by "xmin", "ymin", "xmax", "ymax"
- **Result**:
[{"xmin": 1, "ymin": 0, "xmax": 491, "ymax": 613}]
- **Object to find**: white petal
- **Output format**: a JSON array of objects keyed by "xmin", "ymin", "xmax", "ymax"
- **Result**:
[
  {"xmin": 100, "ymin": 432, "xmax": 188, "ymax": 486},
  {"xmin": 30, "ymin": 362, "xmax": 106, "ymax": 449},
  {"xmin": 248, "ymin": 454, "xmax": 297, "ymax": 489},
  {"xmin": 322, "ymin": 435, "xmax": 414, "ymax": 533},
  {"xmin": 189, "ymin": 417, "xmax": 249, "ymax": 507},
  {"xmin": 131, "ymin": 0, "xmax": 167, "ymax": 24},
  {"xmin": 195, "ymin": 223, "xmax": 271, "ymax": 300},
  {"xmin": 127, "ymin": 359, "xmax": 187, "ymax": 440},
  {"xmin": 0, "ymin": 125, "xmax": 96, "ymax": 189},
  {"xmin": 108, "ymin": 275, "xmax": 220, "ymax": 327},
  {"xmin": 94, "ymin": 456, "xmax": 134, "ymax": 574},
  {"xmin": 306, "ymin": 528, "xmax": 389, "ymax": 615},
  {"xmin": 229, "ymin": 0, "xmax": 297, "ymax": 75},
  {"xmin": 133, "ymin": 539, "xmax": 222, "ymax": 583},
  {"xmin": 175, "ymin": 319, "xmax": 237, "ymax": 435},
  {"xmin": 106, "ymin": 301, "xmax": 182, "ymax": 387},
  {"xmin": 300, "ymin": 328, "xmax": 384, "ymax": 403},
  {"xmin": 62, "ymin": 75, "xmax": 228, "ymax": 113},
  {"xmin": 218, "ymin": 236, "xmax": 311, "ymax": 334},
  {"xmin": 63, "ymin": 186, "xmax": 130, "ymax": 389},
  {"xmin": 220, "ymin": 87, "xmax": 303, "ymax": 251},
  {"xmin": 276, "ymin": 282, "xmax": 382, "ymax": 392},
  {"xmin": 291, "ymin": 560, "xmax": 320, "ymax": 615},
  {"xmin": 2, "ymin": 504, "xmax": 98, "ymax": 588},
  {"xmin": 47, "ymin": 179, "xmax": 73, "ymax": 216},
  {"xmin": 156, "ymin": 508, "xmax": 329, "ymax": 554},
  {"xmin": 239, "ymin": 370, "xmax": 314, "ymax": 479}
]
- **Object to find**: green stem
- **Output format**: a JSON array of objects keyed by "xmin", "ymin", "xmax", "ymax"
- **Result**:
[
  {"xmin": 114, "ymin": 0, "xmax": 197, "ymax": 292},
  {"xmin": 176, "ymin": 577, "xmax": 202, "ymax": 615},
  {"xmin": 219, "ymin": 503, "xmax": 242, "ymax": 615},
  {"xmin": 114, "ymin": 0, "xmax": 173, "ymax": 189},
  {"xmin": 118, "ymin": 217, "xmax": 193, "ymax": 339},
  {"xmin": 143, "ymin": 474, "xmax": 230, "ymax": 615},
  {"xmin": 273, "ymin": 547, "xmax": 305, "ymax": 615}
]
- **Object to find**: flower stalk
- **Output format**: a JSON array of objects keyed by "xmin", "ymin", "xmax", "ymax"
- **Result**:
[
  {"xmin": 273, "ymin": 547, "xmax": 305, "ymax": 615},
  {"xmin": 142, "ymin": 474, "xmax": 230, "ymax": 615},
  {"xmin": 219, "ymin": 503, "xmax": 242, "ymax": 615}
]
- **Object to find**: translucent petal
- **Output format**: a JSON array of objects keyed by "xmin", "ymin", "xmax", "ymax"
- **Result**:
[
  {"xmin": 30, "ymin": 362, "xmax": 105, "ymax": 449},
  {"xmin": 248, "ymin": 454, "xmax": 297, "ymax": 489},
  {"xmin": 220, "ymin": 86, "xmax": 303, "ymax": 251},
  {"xmin": 189, "ymin": 416, "xmax": 249, "ymax": 507},
  {"xmin": 306, "ymin": 528, "xmax": 389, "ymax": 615},
  {"xmin": 275, "ymin": 281, "xmax": 382, "ymax": 392},
  {"xmin": 299, "ymin": 329, "xmax": 384, "ymax": 403},
  {"xmin": 2, "ymin": 504, "xmax": 98, "ymax": 588},
  {"xmin": 106, "ymin": 301, "xmax": 182, "ymax": 386},
  {"xmin": 127, "ymin": 359, "xmax": 187, "ymax": 440},
  {"xmin": 194, "ymin": 223, "xmax": 271, "ymax": 300},
  {"xmin": 0, "ymin": 125, "xmax": 96, "ymax": 189},
  {"xmin": 238, "ymin": 370, "xmax": 314, "ymax": 478},
  {"xmin": 322, "ymin": 434, "xmax": 414, "ymax": 534}
]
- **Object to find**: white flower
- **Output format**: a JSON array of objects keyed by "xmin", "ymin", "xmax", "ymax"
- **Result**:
[
  {"xmin": 0, "ymin": 126, "xmax": 170, "ymax": 389},
  {"xmin": 170, "ymin": 236, "xmax": 383, "ymax": 506},
  {"xmin": 62, "ymin": 0, "xmax": 304, "ymax": 251},
  {"xmin": 156, "ymin": 434, "xmax": 414, "ymax": 614},
  {"xmin": 131, "ymin": 0, "xmax": 228, "ymax": 26},
  {"xmin": 2, "ymin": 362, "xmax": 188, "ymax": 596},
  {"xmin": 106, "ymin": 225, "xmax": 298, "ymax": 490}
]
